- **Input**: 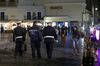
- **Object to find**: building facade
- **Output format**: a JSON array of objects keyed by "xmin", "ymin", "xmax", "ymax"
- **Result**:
[
  {"xmin": 0, "ymin": 0, "xmax": 86, "ymax": 22},
  {"xmin": 35, "ymin": 0, "xmax": 86, "ymax": 22},
  {"xmin": 0, "ymin": 0, "xmax": 45, "ymax": 21},
  {"xmin": 0, "ymin": 0, "xmax": 86, "ymax": 31}
]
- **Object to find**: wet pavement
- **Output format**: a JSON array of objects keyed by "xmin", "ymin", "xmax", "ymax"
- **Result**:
[{"xmin": 0, "ymin": 33, "xmax": 83, "ymax": 66}]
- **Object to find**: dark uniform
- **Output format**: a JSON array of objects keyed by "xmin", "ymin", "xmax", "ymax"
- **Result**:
[
  {"xmin": 22, "ymin": 27, "xmax": 27, "ymax": 52},
  {"xmin": 1, "ymin": 24, "xmax": 4, "ymax": 33},
  {"xmin": 13, "ymin": 25, "xmax": 25, "ymax": 57},
  {"xmin": 43, "ymin": 26, "xmax": 57, "ymax": 59},
  {"xmin": 29, "ymin": 25, "xmax": 42, "ymax": 59}
]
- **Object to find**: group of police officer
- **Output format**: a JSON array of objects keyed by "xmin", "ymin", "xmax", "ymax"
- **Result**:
[{"xmin": 13, "ymin": 21, "xmax": 57, "ymax": 59}]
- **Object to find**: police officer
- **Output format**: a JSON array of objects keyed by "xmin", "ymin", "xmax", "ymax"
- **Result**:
[
  {"xmin": 29, "ymin": 21, "xmax": 42, "ymax": 59},
  {"xmin": 13, "ymin": 22, "xmax": 25, "ymax": 58},
  {"xmin": 43, "ymin": 22, "xmax": 57, "ymax": 59}
]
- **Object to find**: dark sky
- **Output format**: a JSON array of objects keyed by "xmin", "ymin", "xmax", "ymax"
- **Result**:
[{"xmin": 86, "ymin": 0, "xmax": 100, "ymax": 11}]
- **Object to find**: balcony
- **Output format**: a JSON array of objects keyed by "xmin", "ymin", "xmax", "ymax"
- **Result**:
[
  {"xmin": 0, "ymin": 2, "xmax": 6, "ymax": 6},
  {"xmin": 8, "ymin": 2, "xmax": 18, "ymax": 6},
  {"xmin": 0, "ymin": 15, "xmax": 8, "ymax": 21},
  {"xmin": 0, "ymin": 2, "xmax": 18, "ymax": 7},
  {"xmin": 24, "ymin": 15, "xmax": 43, "ymax": 20}
]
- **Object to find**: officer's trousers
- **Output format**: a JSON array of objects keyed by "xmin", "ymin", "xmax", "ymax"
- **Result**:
[
  {"xmin": 15, "ymin": 39, "xmax": 23, "ymax": 57},
  {"xmin": 31, "ymin": 41, "xmax": 41, "ymax": 59},
  {"xmin": 44, "ymin": 38, "xmax": 54, "ymax": 59}
]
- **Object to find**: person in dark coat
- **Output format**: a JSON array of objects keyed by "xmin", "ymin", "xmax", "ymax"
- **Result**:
[
  {"xmin": 72, "ymin": 26, "xmax": 80, "ymax": 55},
  {"xmin": 1, "ymin": 24, "xmax": 4, "ymax": 33},
  {"xmin": 61, "ymin": 25, "xmax": 67, "ymax": 47},
  {"xmin": 13, "ymin": 22, "xmax": 25, "ymax": 58},
  {"xmin": 43, "ymin": 22, "xmax": 57, "ymax": 59},
  {"xmin": 29, "ymin": 21, "xmax": 42, "ymax": 59}
]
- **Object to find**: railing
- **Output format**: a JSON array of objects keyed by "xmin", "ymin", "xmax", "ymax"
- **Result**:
[
  {"xmin": 0, "ymin": 2, "xmax": 6, "ymax": 6},
  {"xmin": 24, "ymin": 15, "xmax": 43, "ymax": 20},
  {"xmin": 0, "ymin": 2, "xmax": 18, "ymax": 7},
  {"xmin": 8, "ymin": 2, "xmax": 18, "ymax": 6},
  {"xmin": 0, "ymin": 15, "xmax": 8, "ymax": 21}
]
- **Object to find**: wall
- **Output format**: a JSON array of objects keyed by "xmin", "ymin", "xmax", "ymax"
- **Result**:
[
  {"xmin": 18, "ymin": 0, "xmax": 34, "ymax": 6},
  {"xmin": 0, "ymin": 0, "xmax": 86, "ymax": 21},
  {"xmin": 35, "ymin": 0, "xmax": 85, "ymax": 5},
  {"xmin": 44, "ymin": 3, "xmax": 86, "ymax": 22},
  {"xmin": 0, "ymin": 6, "xmax": 45, "ymax": 20}
]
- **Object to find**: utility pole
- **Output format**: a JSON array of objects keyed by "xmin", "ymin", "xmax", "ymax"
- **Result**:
[{"xmin": 91, "ymin": 0, "xmax": 95, "ymax": 25}]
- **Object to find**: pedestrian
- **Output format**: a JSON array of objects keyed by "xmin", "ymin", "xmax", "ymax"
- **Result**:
[
  {"xmin": 29, "ymin": 21, "xmax": 42, "ymax": 59},
  {"xmin": 43, "ymin": 22, "xmax": 57, "ymax": 59},
  {"xmin": 13, "ymin": 22, "xmax": 25, "ymax": 58},
  {"xmin": 1, "ymin": 24, "xmax": 4, "ymax": 33},
  {"xmin": 72, "ymin": 26, "xmax": 80, "ymax": 55},
  {"xmin": 61, "ymin": 25, "xmax": 67, "ymax": 47}
]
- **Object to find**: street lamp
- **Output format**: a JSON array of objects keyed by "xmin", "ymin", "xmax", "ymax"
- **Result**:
[
  {"xmin": 91, "ymin": 0, "xmax": 95, "ymax": 25},
  {"xmin": 91, "ymin": 0, "xmax": 98, "ymax": 25},
  {"xmin": 95, "ymin": 8, "xmax": 98, "ymax": 11}
]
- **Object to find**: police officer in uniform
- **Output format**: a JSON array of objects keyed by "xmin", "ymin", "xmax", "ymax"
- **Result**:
[
  {"xmin": 29, "ymin": 21, "xmax": 42, "ymax": 59},
  {"xmin": 13, "ymin": 22, "xmax": 25, "ymax": 58},
  {"xmin": 43, "ymin": 22, "xmax": 57, "ymax": 59}
]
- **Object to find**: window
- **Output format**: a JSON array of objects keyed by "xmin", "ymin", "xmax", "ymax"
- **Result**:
[
  {"xmin": 27, "ymin": 12, "xmax": 31, "ymax": 20},
  {"xmin": 0, "ymin": 12, "xmax": 5, "ymax": 20},
  {"xmin": 32, "ymin": 12, "xmax": 36, "ymax": 20},
  {"xmin": 37, "ymin": 12, "xmax": 42, "ymax": 20}
]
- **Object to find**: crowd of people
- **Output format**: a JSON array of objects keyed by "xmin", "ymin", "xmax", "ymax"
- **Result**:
[{"xmin": 0, "ymin": 21, "xmax": 85, "ymax": 59}]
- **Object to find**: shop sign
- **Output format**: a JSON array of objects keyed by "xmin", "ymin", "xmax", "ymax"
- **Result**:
[{"xmin": 50, "ymin": 6, "xmax": 63, "ymax": 9}]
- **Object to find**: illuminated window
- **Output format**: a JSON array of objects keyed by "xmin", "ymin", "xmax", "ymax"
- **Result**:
[
  {"xmin": 96, "ymin": 30, "xmax": 99, "ymax": 40},
  {"xmin": 65, "ymin": 22, "xmax": 68, "ymax": 27},
  {"xmin": 0, "ymin": 12, "xmax": 5, "ymax": 20}
]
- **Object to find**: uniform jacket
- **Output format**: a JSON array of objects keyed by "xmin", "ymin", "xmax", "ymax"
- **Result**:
[
  {"xmin": 43, "ymin": 26, "xmax": 57, "ymax": 40},
  {"xmin": 29, "ymin": 25, "xmax": 42, "ymax": 42},
  {"xmin": 13, "ymin": 26, "xmax": 25, "ymax": 42}
]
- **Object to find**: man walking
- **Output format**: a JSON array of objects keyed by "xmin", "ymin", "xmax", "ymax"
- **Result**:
[
  {"xmin": 13, "ymin": 22, "xmax": 25, "ymax": 58},
  {"xmin": 43, "ymin": 22, "xmax": 57, "ymax": 59},
  {"xmin": 29, "ymin": 21, "xmax": 42, "ymax": 59},
  {"xmin": 1, "ymin": 24, "xmax": 4, "ymax": 33}
]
